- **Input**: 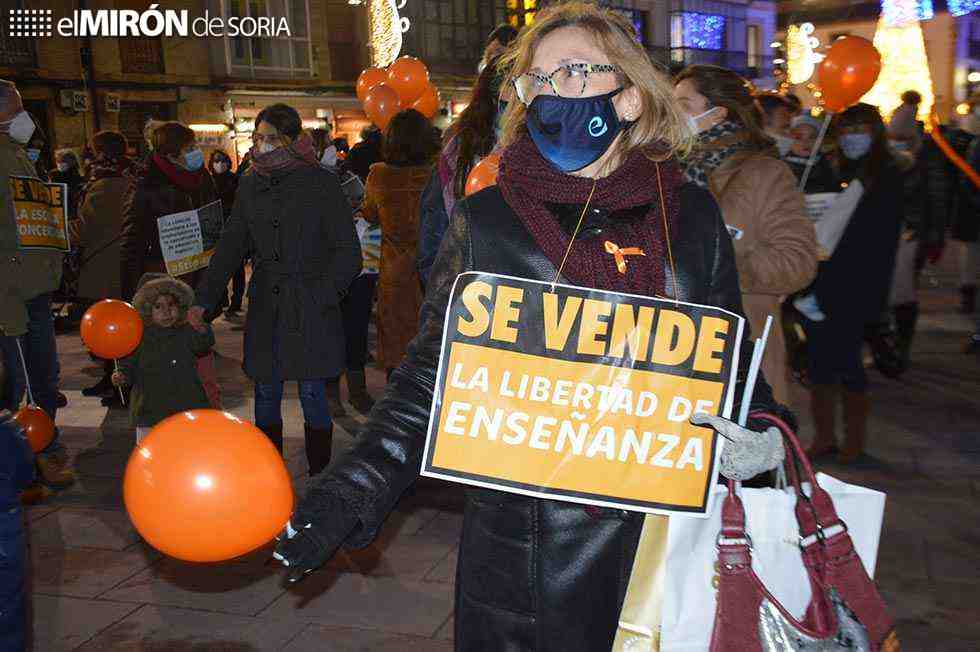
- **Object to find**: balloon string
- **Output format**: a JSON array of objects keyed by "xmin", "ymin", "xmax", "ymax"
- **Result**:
[
  {"xmin": 14, "ymin": 338, "xmax": 35, "ymax": 407},
  {"xmin": 114, "ymin": 359, "xmax": 127, "ymax": 407},
  {"xmin": 798, "ymin": 113, "xmax": 833, "ymax": 192}
]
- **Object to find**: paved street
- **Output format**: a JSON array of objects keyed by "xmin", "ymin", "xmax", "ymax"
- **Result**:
[{"xmin": 25, "ymin": 263, "xmax": 980, "ymax": 651}]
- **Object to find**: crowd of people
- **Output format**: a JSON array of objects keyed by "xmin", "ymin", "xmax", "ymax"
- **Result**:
[{"xmin": 1, "ymin": 1, "xmax": 979, "ymax": 649}]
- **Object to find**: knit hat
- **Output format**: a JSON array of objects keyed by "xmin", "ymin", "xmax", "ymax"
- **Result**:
[
  {"xmin": 0, "ymin": 79, "xmax": 24, "ymax": 126},
  {"xmin": 791, "ymin": 114, "xmax": 823, "ymax": 133}
]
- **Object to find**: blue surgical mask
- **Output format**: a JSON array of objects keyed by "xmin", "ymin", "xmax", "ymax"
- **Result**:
[
  {"xmin": 526, "ymin": 88, "xmax": 624, "ymax": 173},
  {"xmin": 26, "ymin": 148, "xmax": 40, "ymax": 162},
  {"xmin": 839, "ymin": 133, "xmax": 872, "ymax": 160},
  {"xmin": 183, "ymin": 148, "xmax": 204, "ymax": 171}
]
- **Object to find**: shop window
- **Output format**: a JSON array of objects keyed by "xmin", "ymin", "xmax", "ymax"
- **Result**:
[
  {"xmin": 222, "ymin": 0, "xmax": 312, "ymax": 79},
  {"xmin": 671, "ymin": 12, "xmax": 726, "ymax": 51},
  {"xmin": 747, "ymin": 24, "xmax": 761, "ymax": 69}
]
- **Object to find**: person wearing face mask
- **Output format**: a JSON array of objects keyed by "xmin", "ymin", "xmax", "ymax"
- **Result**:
[
  {"xmin": 120, "ymin": 122, "xmax": 219, "ymax": 301},
  {"xmin": 674, "ymin": 65, "xmax": 817, "ymax": 406},
  {"xmin": 0, "ymin": 79, "xmax": 76, "ymax": 494},
  {"xmin": 418, "ymin": 53, "xmax": 509, "ymax": 289},
  {"xmin": 804, "ymin": 103, "xmax": 903, "ymax": 464},
  {"xmin": 271, "ymin": 6, "xmax": 798, "ymax": 649},
  {"xmin": 187, "ymin": 104, "xmax": 361, "ymax": 477},
  {"xmin": 208, "ymin": 150, "xmax": 245, "ymax": 320},
  {"xmin": 311, "ymin": 127, "xmax": 376, "ymax": 416},
  {"xmin": 758, "ymin": 92, "xmax": 796, "ymax": 157},
  {"xmin": 783, "ymin": 113, "xmax": 838, "ymax": 193},
  {"xmin": 50, "ymin": 149, "xmax": 85, "ymax": 224}
]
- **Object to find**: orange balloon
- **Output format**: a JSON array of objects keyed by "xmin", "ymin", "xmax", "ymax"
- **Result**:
[
  {"xmin": 387, "ymin": 56, "xmax": 430, "ymax": 105},
  {"xmin": 465, "ymin": 153, "xmax": 501, "ymax": 196},
  {"xmin": 411, "ymin": 83, "xmax": 441, "ymax": 119},
  {"xmin": 817, "ymin": 36, "xmax": 882, "ymax": 113},
  {"xmin": 356, "ymin": 67, "xmax": 389, "ymax": 103},
  {"xmin": 363, "ymin": 83, "xmax": 402, "ymax": 132},
  {"xmin": 14, "ymin": 405, "xmax": 54, "ymax": 453},
  {"xmin": 80, "ymin": 299, "xmax": 143, "ymax": 360},
  {"xmin": 929, "ymin": 114, "xmax": 980, "ymax": 190},
  {"xmin": 124, "ymin": 410, "xmax": 294, "ymax": 562}
]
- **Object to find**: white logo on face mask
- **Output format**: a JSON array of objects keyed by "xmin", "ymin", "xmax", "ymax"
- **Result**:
[{"xmin": 588, "ymin": 116, "xmax": 608, "ymax": 138}]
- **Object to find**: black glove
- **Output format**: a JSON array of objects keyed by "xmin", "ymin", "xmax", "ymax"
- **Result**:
[{"xmin": 273, "ymin": 486, "xmax": 359, "ymax": 584}]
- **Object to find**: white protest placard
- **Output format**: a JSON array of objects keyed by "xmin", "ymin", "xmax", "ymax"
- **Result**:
[{"xmin": 157, "ymin": 200, "xmax": 223, "ymax": 276}]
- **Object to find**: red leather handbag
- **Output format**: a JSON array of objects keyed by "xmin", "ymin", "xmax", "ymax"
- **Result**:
[{"xmin": 709, "ymin": 413, "xmax": 899, "ymax": 651}]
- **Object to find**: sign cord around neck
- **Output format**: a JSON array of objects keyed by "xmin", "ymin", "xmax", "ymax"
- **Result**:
[
  {"xmin": 656, "ymin": 163, "xmax": 679, "ymax": 304},
  {"xmin": 551, "ymin": 179, "xmax": 599, "ymax": 291}
]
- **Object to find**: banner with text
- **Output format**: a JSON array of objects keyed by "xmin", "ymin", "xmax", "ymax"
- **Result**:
[
  {"xmin": 157, "ymin": 200, "xmax": 223, "ymax": 276},
  {"xmin": 420, "ymin": 273, "xmax": 745, "ymax": 517},
  {"xmin": 10, "ymin": 176, "xmax": 70, "ymax": 252}
]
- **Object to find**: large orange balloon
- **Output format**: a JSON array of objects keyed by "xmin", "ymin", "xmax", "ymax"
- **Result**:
[
  {"xmin": 363, "ymin": 83, "xmax": 402, "ymax": 131},
  {"xmin": 356, "ymin": 67, "xmax": 388, "ymax": 103},
  {"xmin": 14, "ymin": 404, "xmax": 54, "ymax": 453},
  {"xmin": 817, "ymin": 36, "xmax": 881, "ymax": 113},
  {"xmin": 124, "ymin": 410, "xmax": 294, "ymax": 562},
  {"xmin": 411, "ymin": 83, "xmax": 440, "ymax": 119},
  {"xmin": 80, "ymin": 299, "xmax": 143, "ymax": 360},
  {"xmin": 465, "ymin": 152, "xmax": 501, "ymax": 196},
  {"xmin": 387, "ymin": 56, "xmax": 430, "ymax": 105}
]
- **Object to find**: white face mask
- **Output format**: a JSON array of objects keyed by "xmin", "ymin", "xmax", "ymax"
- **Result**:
[
  {"xmin": 769, "ymin": 133, "xmax": 795, "ymax": 157},
  {"xmin": 687, "ymin": 107, "xmax": 723, "ymax": 135},
  {"xmin": 258, "ymin": 142, "xmax": 275, "ymax": 155},
  {"xmin": 57, "ymin": 162, "xmax": 71, "ymax": 172},
  {"xmin": 7, "ymin": 111, "xmax": 35, "ymax": 144},
  {"xmin": 320, "ymin": 145, "xmax": 338, "ymax": 168},
  {"xmin": 213, "ymin": 161, "xmax": 229, "ymax": 174}
]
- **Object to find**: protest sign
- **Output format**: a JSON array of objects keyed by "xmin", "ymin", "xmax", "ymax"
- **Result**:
[
  {"xmin": 157, "ymin": 200, "xmax": 223, "ymax": 276},
  {"xmin": 420, "ymin": 273, "xmax": 745, "ymax": 516},
  {"xmin": 10, "ymin": 175, "xmax": 70, "ymax": 252}
]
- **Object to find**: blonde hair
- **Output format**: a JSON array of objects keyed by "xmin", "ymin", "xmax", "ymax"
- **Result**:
[{"xmin": 497, "ymin": 1, "xmax": 692, "ymax": 167}]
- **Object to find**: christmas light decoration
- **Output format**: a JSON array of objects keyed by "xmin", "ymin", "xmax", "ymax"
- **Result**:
[
  {"xmin": 785, "ymin": 23, "xmax": 820, "ymax": 84},
  {"xmin": 369, "ymin": 0, "xmax": 410, "ymax": 68},
  {"xmin": 861, "ymin": 0, "xmax": 934, "ymax": 121},
  {"xmin": 947, "ymin": 0, "xmax": 979, "ymax": 17},
  {"xmin": 680, "ymin": 13, "xmax": 725, "ymax": 50}
]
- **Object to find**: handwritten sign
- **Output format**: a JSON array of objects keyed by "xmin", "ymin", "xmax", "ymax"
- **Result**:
[
  {"xmin": 10, "ymin": 175, "xmax": 69, "ymax": 252},
  {"xmin": 420, "ymin": 273, "xmax": 745, "ymax": 517}
]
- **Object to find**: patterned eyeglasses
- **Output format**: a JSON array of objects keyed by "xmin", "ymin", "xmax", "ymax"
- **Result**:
[{"xmin": 513, "ymin": 63, "xmax": 621, "ymax": 106}]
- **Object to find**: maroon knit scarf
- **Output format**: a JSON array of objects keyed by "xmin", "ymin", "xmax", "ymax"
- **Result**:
[
  {"xmin": 248, "ymin": 132, "xmax": 320, "ymax": 178},
  {"xmin": 497, "ymin": 131, "xmax": 683, "ymax": 297}
]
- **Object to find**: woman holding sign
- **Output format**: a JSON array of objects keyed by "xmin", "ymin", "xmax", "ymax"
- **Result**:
[{"xmin": 274, "ymin": 4, "xmax": 794, "ymax": 650}]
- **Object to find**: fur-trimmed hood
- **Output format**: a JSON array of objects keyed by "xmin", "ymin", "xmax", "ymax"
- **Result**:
[{"xmin": 132, "ymin": 273, "xmax": 195, "ymax": 321}]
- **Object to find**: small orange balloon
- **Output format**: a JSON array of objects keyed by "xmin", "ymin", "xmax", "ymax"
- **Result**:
[
  {"xmin": 411, "ymin": 83, "xmax": 441, "ymax": 119},
  {"xmin": 387, "ymin": 56, "xmax": 430, "ymax": 105},
  {"xmin": 80, "ymin": 299, "xmax": 143, "ymax": 360},
  {"xmin": 817, "ymin": 36, "xmax": 882, "ymax": 113},
  {"xmin": 124, "ymin": 410, "xmax": 294, "ymax": 562},
  {"xmin": 465, "ymin": 152, "xmax": 501, "ymax": 196},
  {"xmin": 356, "ymin": 67, "xmax": 389, "ymax": 103},
  {"xmin": 363, "ymin": 83, "xmax": 402, "ymax": 132},
  {"xmin": 14, "ymin": 405, "xmax": 54, "ymax": 453}
]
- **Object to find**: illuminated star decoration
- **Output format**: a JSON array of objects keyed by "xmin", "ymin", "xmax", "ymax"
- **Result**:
[
  {"xmin": 785, "ymin": 23, "xmax": 821, "ymax": 84},
  {"xmin": 369, "ymin": 0, "xmax": 410, "ymax": 68},
  {"xmin": 861, "ymin": 0, "xmax": 935, "ymax": 121}
]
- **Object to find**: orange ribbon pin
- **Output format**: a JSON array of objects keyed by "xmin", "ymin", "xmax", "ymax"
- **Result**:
[{"xmin": 604, "ymin": 240, "xmax": 646, "ymax": 274}]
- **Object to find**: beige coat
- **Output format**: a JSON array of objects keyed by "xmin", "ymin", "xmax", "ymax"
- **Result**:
[
  {"xmin": 708, "ymin": 151, "xmax": 817, "ymax": 404},
  {"xmin": 0, "ymin": 135, "xmax": 63, "ymax": 336},
  {"xmin": 77, "ymin": 175, "xmax": 131, "ymax": 301}
]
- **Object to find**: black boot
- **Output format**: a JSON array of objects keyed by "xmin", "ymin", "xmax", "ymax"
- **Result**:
[
  {"xmin": 305, "ymin": 423, "xmax": 334, "ymax": 477},
  {"xmin": 82, "ymin": 373, "xmax": 113, "ymax": 397},
  {"xmin": 346, "ymin": 368, "xmax": 375, "ymax": 414},
  {"xmin": 258, "ymin": 422, "xmax": 284, "ymax": 456},
  {"xmin": 893, "ymin": 302, "xmax": 918, "ymax": 368},
  {"xmin": 325, "ymin": 378, "xmax": 348, "ymax": 418},
  {"xmin": 960, "ymin": 285, "xmax": 976, "ymax": 314}
]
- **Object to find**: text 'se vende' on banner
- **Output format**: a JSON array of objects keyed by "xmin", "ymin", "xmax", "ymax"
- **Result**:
[{"xmin": 420, "ymin": 272, "xmax": 745, "ymax": 517}]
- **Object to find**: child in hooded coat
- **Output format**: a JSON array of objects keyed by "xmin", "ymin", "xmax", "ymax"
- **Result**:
[{"xmin": 112, "ymin": 274, "xmax": 214, "ymax": 443}]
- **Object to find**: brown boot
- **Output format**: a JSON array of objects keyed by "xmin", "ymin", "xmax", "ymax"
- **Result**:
[
  {"xmin": 806, "ymin": 384, "xmax": 838, "ymax": 458},
  {"xmin": 36, "ymin": 449, "xmax": 76, "ymax": 488},
  {"xmin": 839, "ymin": 390, "xmax": 870, "ymax": 464},
  {"xmin": 325, "ymin": 378, "xmax": 348, "ymax": 418}
]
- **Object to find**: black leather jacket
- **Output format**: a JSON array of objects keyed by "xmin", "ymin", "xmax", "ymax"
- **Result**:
[{"xmin": 305, "ymin": 181, "xmax": 791, "ymax": 651}]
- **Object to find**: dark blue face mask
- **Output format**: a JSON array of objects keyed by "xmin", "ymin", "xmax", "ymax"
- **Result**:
[{"xmin": 526, "ymin": 88, "xmax": 624, "ymax": 173}]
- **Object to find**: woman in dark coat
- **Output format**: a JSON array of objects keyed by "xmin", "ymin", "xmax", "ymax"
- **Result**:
[
  {"xmin": 806, "ymin": 103, "xmax": 903, "ymax": 463},
  {"xmin": 208, "ymin": 149, "xmax": 245, "ymax": 318},
  {"xmin": 119, "ymin": 122, "xmax": 219, "ymax": 301},
  {"xmin": 189, "ymin": 104, "xmax": 361, "ymax": 477},
  {"xmin": 273, "ymin": 5, "xmax": 794, "ymax": 650}
]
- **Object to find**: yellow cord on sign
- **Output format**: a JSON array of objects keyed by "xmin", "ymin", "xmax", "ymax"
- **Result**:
[{"xmin": 552, "ymin": 180, "xmax": 598, "ymax": 290}]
